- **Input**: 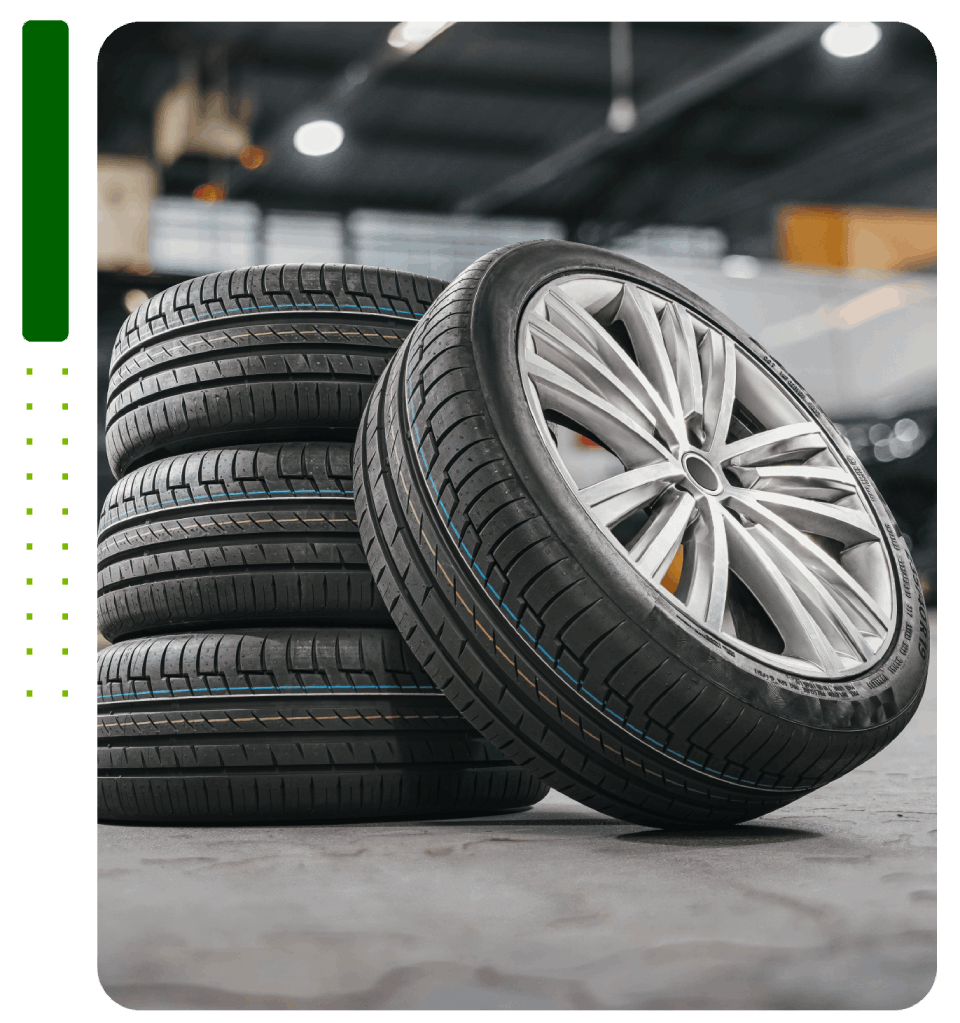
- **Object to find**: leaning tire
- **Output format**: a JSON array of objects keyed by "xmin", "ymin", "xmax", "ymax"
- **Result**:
[
  {"xmin": 354, "ymin": 240, "xmax": 929, "ymax": 828},
  {"xmin": 98, "ymin": 629, "xmax": 550, "ymax": 822},
  {"xmin": 97, "ymin": 442, "xmax": 391, "ymax": 641},
  {"xmin": 106, "ymin": 263, "xmax": 448, "ymax": 477}
]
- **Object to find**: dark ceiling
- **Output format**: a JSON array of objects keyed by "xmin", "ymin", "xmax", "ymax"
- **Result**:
[{"xmin": 98, "ymin": 21, "xmax": 936, "ymax": 256}]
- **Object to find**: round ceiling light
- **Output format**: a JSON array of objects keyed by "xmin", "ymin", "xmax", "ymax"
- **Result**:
[
  {"xmin": 293, "ymin": 120, "xmax": 345, "ymax": 157},
  {"xmin": 820, "ymin": 22, "xmax": 882, "ymax": 58}
]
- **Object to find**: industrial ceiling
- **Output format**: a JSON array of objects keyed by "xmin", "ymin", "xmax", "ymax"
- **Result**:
[{"xmin": 98, "ymin": 20, "xmax": 936, "ymax": 258}]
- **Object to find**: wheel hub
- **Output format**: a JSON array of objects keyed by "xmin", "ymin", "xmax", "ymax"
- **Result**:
[{"xmin": 682, "ymin": 451, "xmax": 724, "ymax": 496}]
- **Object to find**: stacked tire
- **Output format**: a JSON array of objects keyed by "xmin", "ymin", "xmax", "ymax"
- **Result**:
[{"xmin": 97, "ymin": 263, "xmax": 550, "ymax": 822}]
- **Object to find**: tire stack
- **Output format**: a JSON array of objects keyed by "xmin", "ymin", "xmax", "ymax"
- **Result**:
[{"xmin": 97, "ymin": 263, "xmax": 550, "ymax": 823}]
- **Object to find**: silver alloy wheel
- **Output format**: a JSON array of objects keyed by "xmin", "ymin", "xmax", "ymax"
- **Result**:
[{"xmin": 517, "ymin": 274, "xmax": 895, "ymax": 677}]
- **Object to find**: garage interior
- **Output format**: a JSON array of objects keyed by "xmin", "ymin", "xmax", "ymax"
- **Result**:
[{"xmin": 97, "ymin": 21, "xmax": 936, "ymax": 1010}]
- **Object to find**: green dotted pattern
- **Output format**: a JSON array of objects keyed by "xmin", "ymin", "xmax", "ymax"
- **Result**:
[{"xmin": 24, "ymin": 366, "xmax": 71, "ymax": 696}]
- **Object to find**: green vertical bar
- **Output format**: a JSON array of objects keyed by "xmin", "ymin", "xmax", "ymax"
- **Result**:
[{"xmin": 23, "ymin": 21, "xmax": 68, "ymax": 342}]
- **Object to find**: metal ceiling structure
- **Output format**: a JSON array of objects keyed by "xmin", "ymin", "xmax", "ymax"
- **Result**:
[{"xmin": 98, "ymin": 21, "xmax": 936, "ymax": 257}]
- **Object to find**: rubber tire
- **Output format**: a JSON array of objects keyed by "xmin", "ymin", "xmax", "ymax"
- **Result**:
[
  {"xmin": 106, "ymin": 263, "xmax": 448, "ymax": 477},
  {"xmin": 98, "ymin": 442, "xmax": 391, "ymax": 641},
  {"xmin": 98, "ymin": 629, "xmax": 549, "ymax": 823},
  {"xmin": 354, "ymin": 241, "xmax": 929, "ymax": 829}
]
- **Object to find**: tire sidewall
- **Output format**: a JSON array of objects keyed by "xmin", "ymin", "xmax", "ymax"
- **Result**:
[{"xmin": 465, "ymin": 240, "xmax": 927, "ymax": 732}]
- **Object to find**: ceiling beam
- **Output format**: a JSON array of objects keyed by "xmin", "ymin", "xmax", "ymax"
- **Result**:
[
  {"xmin": 454, "ymin": 22, "xmax": 829, "ymax": 216},
  {"xmin": 664, "ymin": 100, "xmax": 937, "ymax": 224}
]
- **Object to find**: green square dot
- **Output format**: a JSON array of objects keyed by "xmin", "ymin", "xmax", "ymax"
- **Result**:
[
  {"xmin": 62, "ymin": 473, "xmax": 68, "ymax": 480},
  {"xmin": 26, "ymin": 543, "xmax": 32, "ymax": 550},
  {"xmin": 62, "ymin": 368, "xmax": 68, "ymax": 375},
  {"xmin": 62, "ymin": 403, "xmax": 68, "ymax": 410},
  {"xmin": 26, "ymin": 648, "xmax": 32, "ymax": 655},
  {"xmin": 26, "ymin": 473, "xmax": 33, "ymax": 480},
  {"xmin": 61, "ymin": 508, "xmax": 68, "ymax": 516},
  {"xmin": 61, "ymin": 578, "xmax": 68, "ymax": 585},
  {"xmin": 26, "ymin": 403, "xmax": 32, "ymax": 410},
  {"xmin": 61, "ymin": 613, "xmax": 68, "ymax": 620},
  {"xmin": 26, "ymin": 690, "xmax": 32, "ymax": 697},
  {"xmin": 26, "ymin": 578, "xmax": 32, "ymax": 585},
  {"xmin": 61, "ymin": 690, "xmax": 68, "ymax": 697},
  {"xmin": 61, "ymin": 543, "xmax": 68, "ymax": 550},
  {"xmin": 26, "ymin": 613, "xmax": 32, "ymax": 620},
  {"xmin": 26, "ymin": 368, "xmax": 32, "ymax": 376},
  {"xmin": 26, "ymin": 508, "xmax": 32, "ymax": 515},
  {"xmin": 26, "ymin": 438, "xmax": 32, "ymax": 445},
  {"xmin": 62, "ymin": 648, "xmax": 68, "ymax": 655},
  {"xmin": 61, "ymin": 438, "xmax": 68, "ymax": 445}
]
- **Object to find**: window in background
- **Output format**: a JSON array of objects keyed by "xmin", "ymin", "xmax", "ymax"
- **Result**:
[
  {"xmin": 147, "ymin": 196, "xmax": 260, "ymax": 274},
  {"xmin": 347, "ymin": 209, "xmax": 564, "ymax": 281},
  {"xmin": 263, "ymin": 211, "xmax": 344, "ymax": 265}
]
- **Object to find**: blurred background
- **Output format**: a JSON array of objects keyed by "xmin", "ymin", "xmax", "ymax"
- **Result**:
[{"xmin": 98, "ymin": 20, "xmax": 936, "ymax": 603}]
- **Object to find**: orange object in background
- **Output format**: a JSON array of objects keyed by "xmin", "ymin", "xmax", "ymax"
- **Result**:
[
  {"xmin": 239, "ymin": 144, "xmax": 268, "ymax": 170},
  {"xmin": 193, "ymin": 181, "xmax": 227, "ymax": 202},
  {"xmin": 778, "ymin": 205, "xmax": 936, "ymax": 272},
  {"xmin": 660, "ymin": 546, "xmax": 683, "ymax": 594}
]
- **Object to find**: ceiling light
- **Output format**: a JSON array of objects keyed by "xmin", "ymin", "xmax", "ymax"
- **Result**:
[
  {"xmin": 387, "ymin": 22, "xmax": 452, "ymax": 53},
  {"xmin": 820, "ymin": 22, "xmax": 882, "ymax": 58},
  {"xmin": 293, "ymin": 120, "xmax": 344, "ymax": 157}
]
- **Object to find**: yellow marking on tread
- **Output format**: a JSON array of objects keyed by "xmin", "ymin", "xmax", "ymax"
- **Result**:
[
  {"xmin": 539, "ymin": 692, "xmax": 557, "ymax": 707},
  {"xmin": 230, "ymin": 717, "xmax": 256, "ymax": 722},
  {"xmin": 495, "ymin": 646, "xmax": 514, "ymax": 665},
  {"xmin": 205, "ymin": 718, "xmax": 231, "ymax": 723},
  {"xmin": 436, "ymin": 560, "xmax": 453, "ymax": 586},
  {"xmin": 604, "ymin": 744, "xmax": 620, "ymax": 755},
  {"xmin": 258, "ymin": 717, "xmax": 282, "ymax": 721},
  {"xmin": 583, "ymin": 729, "xmax": 600, "ymax": 741},
  {"xmin": 475, "ymin": 620, "xmax": 494, "ymax": 641},
  {"xmin": 561, "ymin": 711, "xmax": 579, "ymax": 725},
  {"xmin": 625, "ymin": 757, "xmax": 643, "ymax": 768},
  {"xmin": 421, "ymin": 532, "xmax": 436, "ymax": 555}
]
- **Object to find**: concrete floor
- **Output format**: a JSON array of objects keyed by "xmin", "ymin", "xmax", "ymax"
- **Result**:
[{"xmin": 99, "ymin": 616, "xmax": 936, "ymax": 1010}]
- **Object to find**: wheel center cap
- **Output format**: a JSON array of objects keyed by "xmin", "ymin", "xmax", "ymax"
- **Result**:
[{"xmin": 682, "ymin": 452, "xmax": 723, "ymax": 495}]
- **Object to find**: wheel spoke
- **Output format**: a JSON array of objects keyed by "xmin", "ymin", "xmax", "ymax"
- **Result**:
[
  {"xmin": 659, "ymin": 303, "xmax": 704, "ymax": 433},
  {"xmin": 724, "ymin": 489, "xmax": 888, "ymax": 636},
  {"xmin": 748, "ymin": 522, "xmax": 875, "ymax": 659},
  {"xmin": 527, "ymin": 312, "xmax": 660, "ymax": 434},
  {"xmin": 738, "ymin": 488, "xmax": 880, "ymax": 545},
  {"xmin": 579, "ymin": 461, "xmax": 685, "ymax": 529},
  {"xmin": 541, "ymin": 290, "xmax": 685, "ymax": 448},
  {"xmin": 700, "ymin": 329, "xmax": 737, "ymax": 452},
  {"xmin": 626, "ymin": 488, "xmax": 696, "ymax": 582},
  {"xmin": 675, "ymin": 497, "xmax": 728, "ymax": 630},
  {"xmin": 615, "ymin": 284, "xmax": 685, "ymax": 425},
  {"xmin": 722, "ymin": 509, "xmax": 843, "ymax": 671},
  {"xmin": 525, "ymin": 351, "xmax": 671, "ymax": 465},
  {"xmin": 719, "ymin": 421, "xmax": 828, "ymax": 467},
  {"xmin": 730, "ymin": 463, "xmax": 857, "ymax": 501}
]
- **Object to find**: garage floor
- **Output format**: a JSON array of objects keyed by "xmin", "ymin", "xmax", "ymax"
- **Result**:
[{"xmin": 98, "ymin": 615, "xmax": 936, "ymax": 1010}]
